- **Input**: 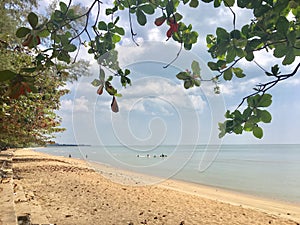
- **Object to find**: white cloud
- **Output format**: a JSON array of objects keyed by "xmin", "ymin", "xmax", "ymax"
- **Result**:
[
  {"xmin": 61, "ymin": 96, "xmax": 89, "ymax": 113},
  {"xmin": 118, "ymin": 78, "xmax": 207, "ymax": 114},
  {"xmin": 148, "ymin": 28, "xmax": 165, "ymax": 42},
  {"xmin": 188, "ymin": 94, "xmax": 207, "ymax": 112},
  {"xmin": 60, "ymin": 99, "xmax": 73, "ymax": 111},
  {"xmin": 283, "ymin": 77, "xmax": 300, "ymax": 86}
]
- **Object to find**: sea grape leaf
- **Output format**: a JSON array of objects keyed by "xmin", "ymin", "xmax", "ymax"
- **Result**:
[
  {"xmin": 0, "ymin": 70, "xmax": 17, "ymax": 81},
  {"xmin": 28, "ymin": 12, "xmax": 38, "ymax": 29}
]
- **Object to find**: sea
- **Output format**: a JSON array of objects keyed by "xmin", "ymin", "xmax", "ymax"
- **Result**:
[{"xmin": 36, "ymin": 144, "xmax": 300, "ymax": 204}]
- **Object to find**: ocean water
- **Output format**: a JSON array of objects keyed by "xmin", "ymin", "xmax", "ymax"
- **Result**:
[{"xmin": 37, "ymin": 144, "xmax": 300, "ymax": 204}]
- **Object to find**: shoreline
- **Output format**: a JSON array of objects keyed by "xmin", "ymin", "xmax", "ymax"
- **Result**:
[
  {"xmin": 2, "ymin": 148, "xmax": 299, "ymax": 225},
  {"xmin": 36, "ymin": 144, "xmax": 300, "ymax": 205},
  {"xmin": 87, "ymin": 158, "xmax": 300, "ymax": 222}
]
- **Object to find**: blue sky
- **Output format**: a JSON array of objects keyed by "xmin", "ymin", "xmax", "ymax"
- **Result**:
[{"xmin": 42, "ymin": 0, "xmax": 300, "ymax": 145}]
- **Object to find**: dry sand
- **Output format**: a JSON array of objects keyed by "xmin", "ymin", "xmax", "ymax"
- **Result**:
[{"xmin": 2, "ymin": 148, "xmax": 300, "ymax": 225}]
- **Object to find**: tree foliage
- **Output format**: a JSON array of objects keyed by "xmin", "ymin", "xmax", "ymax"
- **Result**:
[
  {"xmin": 1, "ymin": 0, "xmax": 299, "ymax": 141},
  {"xmin": 0, "ymin": 1, "xmax": 90, "ymax": 148}
]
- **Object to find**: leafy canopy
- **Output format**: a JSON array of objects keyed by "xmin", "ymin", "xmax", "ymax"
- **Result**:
[
  {"xmin": 0, "ymin": 0, "xmax": 90, "ymax": 148},
  {"xmin": 1, "ymin": 0, "xmax": 299, "ymax": 140}
]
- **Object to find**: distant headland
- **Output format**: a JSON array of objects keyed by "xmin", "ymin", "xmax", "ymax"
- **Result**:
[{"xmin": 47, "ymin": 143, "xmax": 91, "ymax": 147}]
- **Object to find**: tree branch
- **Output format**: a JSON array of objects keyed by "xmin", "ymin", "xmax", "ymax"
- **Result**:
[
  {"xmin": 237, "ymin": 62, "xmax": 300, "ymax": 109},
  {"xmin": 163, "ymin": 43, "xmax": 183, "ymax": 68}
]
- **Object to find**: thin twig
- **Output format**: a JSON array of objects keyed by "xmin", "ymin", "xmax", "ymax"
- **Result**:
[
  {"xmin": 254, "ymin": 60, "xmax": 267, "ymax": 72},
  {"xmin": 237, "ymin": 62, "xmax": 300, "ymax": 108},
  {"xmin": 163, "ymin": 43, "xmax": 183, "ymax": 68},
  {"xmin": 127, "ymin": 3, "xmax": 139, "ymax": 46}
]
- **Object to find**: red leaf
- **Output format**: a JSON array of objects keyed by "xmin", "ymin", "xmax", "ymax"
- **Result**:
[
  {"xmin": 166, "ymin": 27, "xmax": 173, "ymax": 38},
  {"xmin": 170, "ymin": 22, "xmax": 179, "ymax": 33},
  {"xmin": 36, "ymin": 36, "xmax": 41, "ymax": 45},
  {"xmin": 97, "ymin": 85, "xmax": 104, "ymax": 95},
  {"xmin": 22, "ymin": 34, "xmax": 33, "ymax": 46},
  {"xmin": 155, "ymin": 16, "xmax": 166, "ymax": 26},
  {"xmin": 168, "ymin": 17, "xmax": 175, "ymax": 23},
  {"xmin": 111, "ymin": 96, "xmax": 119, "ymax": 113}
]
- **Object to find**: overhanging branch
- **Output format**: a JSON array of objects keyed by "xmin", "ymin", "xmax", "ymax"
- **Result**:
[{"xmin": 237, "ymin": 62, "xmax": 300, "ymax": 109}]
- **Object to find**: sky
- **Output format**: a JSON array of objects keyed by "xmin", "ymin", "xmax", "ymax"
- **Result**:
[{"xmin": 39, "ymin": 0, "xmax": 300, "ymax": 146}]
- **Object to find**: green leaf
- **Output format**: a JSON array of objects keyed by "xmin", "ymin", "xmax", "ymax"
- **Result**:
[
  {"xmin": 99, "ymin": 68, "xmax": 105, "ymax": 82},
  {"xmin": 253, "ymin": 126, "xmax": 263, "ymax": 139},
  {"xmin": 282, "ymin": 48, "xmax": 295, "ymax": 65},
  {"xmin": 140, "ymin": 4, "xmax": 155, "ymax": 14},
  {"xmin": 214, "ymin": 0, "xmax": 222, "ymax": 7},
  {"xmin": 107, "ymin": 22, "xmax": 114, "ymax": 30},
  {"xmin": 66, "ymin": 8, "xmax": 75, "ymax": 19},
  {"xmin": 271, "ymin": 64, "xmax": 280, "ymax": 76},
  {"xmin": 112, "ymin": 34, "xmax": 121, "ymax": 43},
  {"xmin": 184, "ymin": 43, "xmax": 192, "ymax": 50},
  {"xmin": 247, "ymin": 96, "xmax": 255, "ymax": 107},
  {"xmin": 245, "ymin": 52, "xmax": 254, "ymax": 61},
  {"xmin": 91, "ymin": 79, "xmax": 101, "ymax": 87},
  {"xmin": 206, "ymin": 34, "xmax": 216, "ymax": 45},
  {"xmin": 244, "ymin": 122, "xmax": 254, "ymax": 131},
  {"xmin": 38, "ymin": 29, "xmax": 50, "ymax": 38},
  {"xmin": 189, "ymin": 0, "xmax": 199, "ymax": 7},
  {"xmin": 174, "ymin": 13, "xmax": 183, "ymax": 22},
  {"xmin": 226, "ymin": 46, "xmax": 236, "ymax": 63},
  {"xmin": 16, "ymin": 27, "xmax": 31, "ymax": 38},
  {"xmin": 20, "ymin": 67, "xmax": 36, "ymax": 73},
  {"xmin": 208, "ymin": 62, "xmax": 219, "ymax": 71},
  {"xmin": 230, "ymin": 30, "xmax": 241, "ymax": 39},
  {"xmin": 218, "ymin": 122, "xmax": 226, "ymax": 138},
  {"xmin": 224, "ymin": 0, "xmax": 235, "ymax": 7},
  {"xmin": 237, "ymin": 0, "xmax": 250, "ymax": 8},
  {"xmin": 273, "ymin": 44, "xmax": 287, "ymax": 58},
  {"xmin": 176, "ymin": 72, "xmax": 190, "ymax": 80},
  {"xmin": 223, "ymin": 68, "xmax": 233, "ymax": 81},
  {"xmin": 225, "ymin": 110, "xmax": 232, "ymax": 118},
  {"xmin": 57, "ymin": 51, "xmax": 70, "ymax": 63},
  {"xmin": 235, "ymin": 48, "xmax": 246, "ymax": 57},
  {"xmin": 0, "ymin": 70, "xmax": 17, "ymax": 81},
  {"xmin": 265, "ymin": 72, "xmax": 273, "ymax": 76},
  {"xmin": 105, "ymin": 82, "xmax": 117, "ymax": 95},
  {"xmin": 184, "ymin": 80, "xmax": 193, "ymax": 89},
  {"xmin": 259, "ymin": 110, "xmax": 272, "ymax": 123},
  {"xmin": 136, "ymin": 9, "xmax": 147, "ymax": 26},
  {"xmin": 114, "ymin": 26, "xmax": 125, "ymax": 35},
  {"xmin": 257, "ymin": 94, "xmax": 272, "ymax": 107},
  {"xmin": 289, "ymin": 0, "xmax": 298, "ymax": 8},
  {"xmin": 194, "ymin": 79, "xmax": 201, "ymax": 86},
  {"xmin": 216, "ymin": 27, "xmax": 229, "ymax": 39},
  {"xmin": 28, "ymin": 12, "xmax": 38, "ymax": 29},
  {"xmin": 114, "ymin": 93, "xmax": 122, "ymax": 97},
  {"xmin": 191, "ymin": 60, "xmax": 201, "ymax": 75},
  {"xmin": 287, "ymin": 31, "xmax": 296, "ymax": 45},
  {"xmin": 243, "ymin": 107, "xmax": 252, "ymax": 118},
  {"xmin": 276, "ymin": 16, "xmax": 289, "ymax": 34},
  {"xmin": 166, "ymin": 0, "xmax": 174, "ymax": 16},
  {"xmin": 59, "ymin": 2, "xmax": 68, "ymax": 13},
  {"xmin": 233, "ymin": 67, "xmax": 246, "ymax": 78},
  {"xmin": 233, "ymin": 125, "xmax": 243, "ymax": 134},
  {"xmin": 64, "ymin": 44, "xmax": 77, "ymax": 52},
  {"xmin": 98, "ymin": 21, "xmax": 107, "ymax": 30},
  {"xmin": 125, "ymin": 69, "xmax": 130, "ymax": 75},
  {"xmin": 107, "ymin": 76, "xmax": 113, "ymax": 82}
]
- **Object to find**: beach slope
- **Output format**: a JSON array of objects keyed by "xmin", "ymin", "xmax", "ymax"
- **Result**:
[{"xmin": 1, "ymin": 148, "xmax": 299, "ymax": 225}]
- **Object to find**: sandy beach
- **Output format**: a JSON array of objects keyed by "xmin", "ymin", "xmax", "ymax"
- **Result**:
[{"xmin": 1, "ymin": 148, "xmax": 300, "ymax": 225}]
